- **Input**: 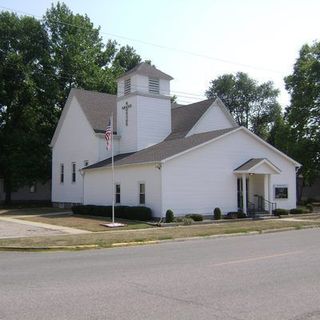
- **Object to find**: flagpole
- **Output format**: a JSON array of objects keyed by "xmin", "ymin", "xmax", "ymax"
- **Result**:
[{"xmin": 111, "ymin": 113, "xmax": 115, "ymax": 224}]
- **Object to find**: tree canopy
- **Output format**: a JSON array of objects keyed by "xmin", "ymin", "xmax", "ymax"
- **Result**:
[
  {"xmin": 0, "ymin": 2, "xmax": 143, "ymax": 202},
  {"xmin": 284, "ymin": 41, "xmax": 320, "ymax": 183},
  {"xmin": 205, "ymin": 72, "xmax": 281, "ymax": 139}
]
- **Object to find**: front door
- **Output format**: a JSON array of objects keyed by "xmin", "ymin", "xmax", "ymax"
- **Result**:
[{"xmin": 237, "ymin": 177, "xmax": 248, "ymax": 211}]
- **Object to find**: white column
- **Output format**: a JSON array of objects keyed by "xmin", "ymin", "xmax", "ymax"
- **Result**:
[
  {"xmin": 268, "ymin": 174, "xmax": 273, "ymax": 214},
  {"xmin": 263, "ymin": 174, "xmax": 268, "ymax": 202},
  {"xmin": 242, "ymin": 173, "xmax": 247, "ymax": 214}
]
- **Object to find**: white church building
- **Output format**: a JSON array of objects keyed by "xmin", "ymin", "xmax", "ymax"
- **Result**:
[{"xmin": 50, "ymin": 63, "xmax": 300, "ymax": 217}]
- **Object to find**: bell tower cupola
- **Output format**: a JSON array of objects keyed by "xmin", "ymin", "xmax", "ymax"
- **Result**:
[{"xmin": 116, "ymin": 62, "xmax": 173, "ymax": 153}]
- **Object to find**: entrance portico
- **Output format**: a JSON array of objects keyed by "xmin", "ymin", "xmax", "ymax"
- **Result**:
[{"xmin": 234, "ymin": 158, "xmax": 281, "ymax": 214}]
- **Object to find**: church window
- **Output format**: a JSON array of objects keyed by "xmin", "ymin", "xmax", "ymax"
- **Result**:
[
  {"xmin": 139, "ymin": 183, "xmax": 145, "ymax": 205},
  {"xmin": 149, "ymin": 77, "xmax": 159, "ymax": 94},
  {"xmin": 72, "ymin": 162, "xmax": 76, "ymax": 183},
  {"xmin": 115, "ymin": 184, "xmax": 121, "ymax": 203},
  {"xmin": 124, "ymin": 78, "xmax": 131, "ymax": 95},
  {"xmin": 60, "ymin": 164, "xmax": 64, "ymax": 183}
]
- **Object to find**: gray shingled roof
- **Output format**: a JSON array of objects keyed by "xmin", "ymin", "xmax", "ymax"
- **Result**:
[
  {"xmin": 117, "ymin": 62, "xmax": 173, "ymax": 80},
  {"xmin": 166, "ymin": 99, "xmax": 216, "ymax": 140},
  {"xmin": 73, "ymin": 88, "xmax": 117, "ymax": 133},
  {"xmin": 85, "ymin": 127, "xmax": 238, "ymax": 170},
  {"xmin": 234, "ymin": 158, "xmax": 266, "ymax": 171}
]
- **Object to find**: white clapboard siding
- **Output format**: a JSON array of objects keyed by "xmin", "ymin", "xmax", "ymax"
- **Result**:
[
  {"xmin": 52, "ymin": 96, "xmax": 99, "ymax": 204},
  {"xmin": 84, "ymin": 164, "xmax": 162, "ymax": 217},
  {"xmin": 187, "ymin": 103, "xmax": 235, "ymax": 136},
  {"xmin": 161, "ymin": 129, "xmax": 297, "ymax": 216}
]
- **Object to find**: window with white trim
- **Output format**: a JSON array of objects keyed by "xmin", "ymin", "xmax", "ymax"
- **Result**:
[
  {"xmin": 139, "ymin": 183, "xmax": 145, "ymax": 205},
  {"xmin": 274, "ymin": 185, "xmax": 288, "ymax": 199},
  {"xmin": 72, "ymin": 162, "xmax": 76, "ymax": 183},
  {"xmin": 148, "ymin": 77, "xmax": 159, "ymax": 94},
  {"xmin": 115, "ymin": 184, "xmax": 121, "ymax": 203},
  {"xmin": 60, "ymin": 164, "xmax": 64, "ymax": 183},
  {"xmin": 124, "ymin": 78, "xmax": 131, "ymax": 95}
]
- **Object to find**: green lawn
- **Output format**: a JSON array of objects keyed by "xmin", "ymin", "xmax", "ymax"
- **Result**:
[
  {"xmin": 0, "ymin": 207, "xmax": 69, "ymax": 216},
  {"xmin": 1, "ymin": 219, "xmax": 319, "ymax": 250},
  {"xmin": 17, "ymin": 214, "xmax": 152, "ymax": 232}
]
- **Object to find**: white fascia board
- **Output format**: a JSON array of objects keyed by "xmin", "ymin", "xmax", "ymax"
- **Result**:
[
  {"xmin": 241, "ymin": 127, "xmax": 302, "ymax": 167},
  {"xmin": 185, "ymin": 98, "xmax": 238, "ymax": 137},
  {"xmin": 49, "ymin": 92, "xmax": 97, "ymax": 147},
  {"xmin": 234, "ymin": 159, "xmax": 281, "ymax": 174},
  {"xmin": 83, "ymin": 161, "xmax": 159, "ymax": 172},
  {"xmin": 49, "ymin": 91, "xmax": 75, "ymax": 147}
]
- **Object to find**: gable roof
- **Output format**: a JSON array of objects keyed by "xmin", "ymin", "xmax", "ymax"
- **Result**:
[
  {"xmin": 50, "ymin": 89, "xmax": 116, "ymax": 147},
  {"xmin": 85, "ymin": 127, "xmax": 238, "ymax": 170},
  {"xmin": 72, "ymin": 89, "xmax": 117, "ymax": 133},
  {"xmin": 117, "ymin": 62, "xmax": 173, "ymax": 81},
  {"xmin": 166, "ymin": 99, "xmax": 216, "ymax": 140},
  {"xmin": 234, "ymin": 158, "xmax": 281, "ymax": 174}
]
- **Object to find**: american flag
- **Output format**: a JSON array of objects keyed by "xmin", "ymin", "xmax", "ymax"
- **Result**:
[{"xmin": 105, "ymin": 117, "xmax": 112, "ymax": 150}]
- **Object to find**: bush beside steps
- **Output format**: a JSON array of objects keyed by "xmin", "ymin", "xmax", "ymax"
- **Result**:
[{"xmin": 71, "ymin": 205, "xmax": 152, "ymax": 221}]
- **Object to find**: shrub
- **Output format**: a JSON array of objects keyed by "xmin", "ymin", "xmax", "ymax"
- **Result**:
[
  {"xmin": 213, "ymin": 207, "xmax": 222, "ymax": 220},
  {"xmin": 165, "ymin": 209, "xmax": 175, "ymax": 223},
  {"xmin": 224, "ymin": 212, "xmax": 238, "ymax": 219},
  {"xmin": 185, "ymin": 214, "xmax": 203, "ymax": 221},
  {"xmin": 71, "ymin": 205, "xmax": 152, "ymax": 221},
  {"xmin": 273, "ymin": 208, "xmax": 289, "ymax": 216},
  {"xmin": 306, "ymin": 204, "xmax": 313, "ymax": 213},
  {"xmin": 290, "ymin": 208, "xmax": 304, "ymax": 215},
  {"xmin": 237, "ymin": 211, "xmax": 247, "ymax": 219}
]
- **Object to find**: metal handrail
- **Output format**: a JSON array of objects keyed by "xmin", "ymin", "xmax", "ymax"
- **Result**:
[{"xmin": 254, "ymin": 195, "xmax": 277, "ymax": 214}]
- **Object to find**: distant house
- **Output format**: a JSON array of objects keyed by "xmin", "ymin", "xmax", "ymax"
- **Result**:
[
  {"xmin": 0, "ymin": 179, "xmax": 51, "ymax": 204},
  {"xmin": 50, "ymin": 63, "xmax": 300, "ymax": 217}
]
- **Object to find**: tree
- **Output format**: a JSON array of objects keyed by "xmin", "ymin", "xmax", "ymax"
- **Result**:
[
  {"xmin": 43, "ymin": 2, "xmax": 142, "ymax": 108},
  {"xmin": 0, "ymin": 12, "xmax": 54, "ymax": 202},
  {"xmin": 284, "ymin": 41, "xmax": 320, "ymax": 184},
  {"xmin": 0, "ymin": 3, "xmax": 144, "ymax": 203},
  {"xmin": 205, "ymin": 72, "xmax": 281, "ymax": 139}
]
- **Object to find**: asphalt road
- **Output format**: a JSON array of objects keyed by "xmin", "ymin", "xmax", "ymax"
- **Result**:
[{"xmin": 1, "ymin": 229, "xmax": 320, "ymax": 320}]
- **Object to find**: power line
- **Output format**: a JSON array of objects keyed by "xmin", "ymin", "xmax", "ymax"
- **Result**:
[{"xmin": 0, "ymin": 5, "xmax": 284, "ymax": 75}]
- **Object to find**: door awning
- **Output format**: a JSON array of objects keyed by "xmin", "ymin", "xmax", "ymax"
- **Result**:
[{"xmin": 234, "ymin": 158, "xmax": 281, "ymax": 175}]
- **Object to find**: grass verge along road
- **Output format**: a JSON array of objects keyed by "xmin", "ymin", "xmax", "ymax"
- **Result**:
[{"xmin": 0, "ymin": 218, "xmax": 319, "ymax": 250}]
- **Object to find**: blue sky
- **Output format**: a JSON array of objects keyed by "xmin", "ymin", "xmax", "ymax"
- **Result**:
[{"xmin": 1, "ymin": 0, "xmax": 319, "ymax": 106}]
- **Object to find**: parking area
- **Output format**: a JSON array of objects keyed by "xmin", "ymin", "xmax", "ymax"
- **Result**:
[{"xmin": 0, "ymin": 219, "xmax": 65, "ymax": 239}]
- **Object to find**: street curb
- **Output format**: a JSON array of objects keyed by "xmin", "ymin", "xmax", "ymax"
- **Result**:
[{"xmin": 0, "ymin": 225, "xmax": 319, "ymax": 252}]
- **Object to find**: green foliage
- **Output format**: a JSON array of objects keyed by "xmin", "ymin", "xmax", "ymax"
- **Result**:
[
  {"xmin": 185, "ymin": 214, "xmax": 203, "ymax": 221},
  {"xmin": 71, "ymin": 205, "xmax": 152, "ymax": 221},
  {"xmin": 272, "ymin": 208, "xmax": 289, "ymax": 216},
  {"xmin": 0, "ymin": 3, "xmax": 144, "ymax": 202},
  {"xmin": 213, "ymin": 207, "xmax": 222, "ymax": 220},
  {"xmin": 224, "ymin": 211, "xmax": 247, "ymax": 219},
  {"xmin": 165, "ymin": 209, "xmax": 175, "ymax": 223},
  {"xmin": 290, "ymin": 208, "xmax": 304, "ymax": 215},
  {"xmin": 205, "ymin": 72, "xmax": 281, "ymax": 139},
  {"xmin": 284, "ymin": 41, "xmax": 320, "ymax": 184},
  {"xmin": 306, "ymin": 204, "xmax": 313, "ymax": 213}
]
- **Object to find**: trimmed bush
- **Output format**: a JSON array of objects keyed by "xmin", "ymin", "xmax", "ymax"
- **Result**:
[
  {"xmin": 290, "ymin": 208, "xmax": 304, "ymax": 215},
  {"xmin": 273, "ymin": 208, "xmax": 289, "ymax": 216},
  {"xmin": 224, "ymin": 212, "xmax": 238, "ymax": 219},
  {"xmin": 185, "ymin": 214, "xmax": 203, "ymax": 221},
  {"xmin": 71, "ymin": 205, "xmax": 152, "ymax": 221},
  {"xmin": 214, "ymin": 207, "xmax": 222, "ymax": 220},
  {"xmin": 306, "ymin": 204, "xmax": 313, "ymax": 213},
  {"xmin": 165, "ymin": 209, "xmax": 175, "ymax": 223},
  {"xmin": 182, "ymin": 217, "xmax": 193, "ymax": 225},
  {"xmin": 237, "ymin": 211, "xmax": 247, "ymax": 219}
]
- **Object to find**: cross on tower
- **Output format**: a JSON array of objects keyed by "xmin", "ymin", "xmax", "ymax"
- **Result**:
[{"xmin": 122, "ymin": 101, "xmax": 132, "ymax": 126}]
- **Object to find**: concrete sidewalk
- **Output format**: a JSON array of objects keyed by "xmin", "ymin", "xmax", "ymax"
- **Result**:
[{"xmin": 0, "ymin": 216, "xmax": 91, "ymax": 238}]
